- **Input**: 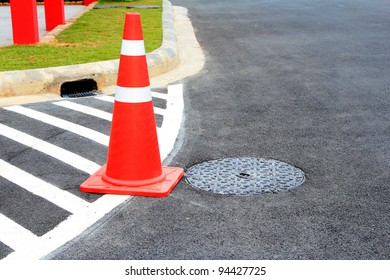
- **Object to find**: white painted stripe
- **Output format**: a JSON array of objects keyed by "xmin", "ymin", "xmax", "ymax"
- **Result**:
[
  {"xmin": 153, "ymin": 107, "xmax": 164, "ymax": 116},
  {"xmin": 0, "ymin": 213, "xmax": 38, "ymax": 252},
  {"xmin": 4, "ymin": 195, "xmax": 132, "ymax": 260},
  {"xmin": 120, "ymin": 39, "xmax": 145, "ymax": 56},
  {"xmin": 95, "ymin": 95, "xmax": 115, "ymax": 103},
  {"xmin": 53, "ymin": 100, "xmax": 165, "ymax": 122},
  {"xmin": 0, "ymin": 159, "xmax": 90, "ymax": 214},
  {"xmin": 53, "ymin": 101, "xmax": 112, "ymax": 122},
  {"xmin": 0, "ymin": 123, "xmax": 100, "ymax": 175},
  {"xmin": 158, "ymin": 84, "xmax": 184, "ymax": 161},
  {"xmin": 4, "ymin": 106, "xmax": 109, "ymax": 146},
  {"xmin": 115, "ymin": 86, "xmax": 152, "ymax": 103},
  {"xmin": 152, "ymin": 91, "xmax": 168, "ymax": 100}
]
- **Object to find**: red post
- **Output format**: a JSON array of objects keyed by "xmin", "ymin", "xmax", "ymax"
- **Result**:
[
  {"xmin": 10, "ymin": 0, "xmax": 39, "ymax": 45},
  {"xmin": 84, "ymin": 0, "xmax": 95, "ymax": 6},
  {"xmin": 44, "ymin": 0, "xmax": 65, "ymax": 31}
]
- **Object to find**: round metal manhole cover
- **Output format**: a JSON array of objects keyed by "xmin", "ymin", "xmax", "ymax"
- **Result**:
[{"xmin": 185, "ymin": 157, "xmax": 305, "ymax": 195}]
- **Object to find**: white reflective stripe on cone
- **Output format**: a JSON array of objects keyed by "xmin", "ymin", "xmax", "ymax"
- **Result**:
[
  {"xmin": 115, "ymin": 86, "xmax": 152, "ymax": 103},
  {"xmin": 120, "ymin": 40, "xmax": 146, "ymax": 56}
]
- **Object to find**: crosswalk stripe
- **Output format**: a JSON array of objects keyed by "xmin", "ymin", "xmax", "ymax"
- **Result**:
[
  {"xmin": 0, "ymin": 123, "xmax": 100, "ymax": 175},
  {"xmin": 0, "ymin": 159, "xmax": 91, "ymax": 214},
  {"xmin": 4, "ymin": 105, "xmax": 109, "ymax": 146},
  {"xmin": 0, "ymin": 213, "xmax": 39, "ymax": 252},
  {"xmin": 53, "ymin": 101, "xmax": 112, "ymax": 121}
]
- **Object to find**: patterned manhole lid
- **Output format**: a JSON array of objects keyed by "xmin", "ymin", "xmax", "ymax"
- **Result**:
[{"xmin": 185, "ymin": 157, "xmax": 305, "ymax": 195}]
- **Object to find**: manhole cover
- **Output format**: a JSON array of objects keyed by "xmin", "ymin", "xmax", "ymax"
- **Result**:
[{"xmin": 185, "ymin": 157, "xmax": 305, "ymax": 195}]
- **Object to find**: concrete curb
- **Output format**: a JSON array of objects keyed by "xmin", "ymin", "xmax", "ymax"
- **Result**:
[{"xmin": 0, "ymin": 0, "xmax": 178, "ymax": 97}]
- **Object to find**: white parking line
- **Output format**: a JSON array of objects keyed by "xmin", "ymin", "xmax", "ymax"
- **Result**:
[
  {"xmin": 52, "ymin": 101, "xmax": 165, "ymax": 135},
  {"xmin": 0, "ymin": 123, "xmax": 100, "ymax": 175},
  {"xmin": 0, "ymin": 213, "xmax": 39, "ymax": 252},
  {"xmin": 4, "ymin": 105, "xmax": 109, "ymax": 146},
  {"xmin": 94, "ymin": 95, "xmax": 115, "ymax": 103},
  {"xmin": 53, "ymin": 101, "xmax": 112, "ymax": 121},
  {"xmin": 0, "ymin": 84, "xmax": 184, "ymax": 260},
  {"xmin": 4, "ymin": 195, "xmax": 131, "ymax": 260},
  {"xmin": 53, "ymin": 100, "xmax": 165, "ymax": 121},
  {"xmin": 153, "ymin": 107, "xmax": 165, "ymax": 116},
  {"xmin": 44, "ymin": 194, "xmax": 130, "ymax": 258},
  {"xmin": 152, "ymin": 91, "xmax": 169, "ymax": 100},
  {"xmin": 0, "ymin": 159, "xmax": 90, "ymax": 214}
]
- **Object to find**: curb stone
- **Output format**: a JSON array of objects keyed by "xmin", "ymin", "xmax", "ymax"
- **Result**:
[{"xmin": 0, "ymin": 0, "xmax": 178, "ymax": 97}]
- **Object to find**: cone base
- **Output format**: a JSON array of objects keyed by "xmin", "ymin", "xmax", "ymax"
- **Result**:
[{"xmin": 80, "ymin": 165, "xmax": 184, "ymax": 197}]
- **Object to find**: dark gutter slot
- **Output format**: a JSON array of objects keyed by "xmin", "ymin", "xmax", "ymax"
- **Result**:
[{"xmin": 61, "ymin": 79, "xmax": 99, "ymax": 98}]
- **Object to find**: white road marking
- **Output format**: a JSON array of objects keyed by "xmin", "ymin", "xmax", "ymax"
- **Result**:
[
  {"xmin": 4, "ymin": 195, "xmax": 131, "ymax": 260},
  {"xmin": 153, "ymin": 107, "xmax": 165, "ymax": 116},
  {"xmin": 46, "ymin": 100, "xmax": 167, "ymax": 160},
  {"xmin": 0, "ymin": 213, "xmax": 39, "ymax": 252},
  {"xmin": 151, "ymin": 91, "xmax": 168, "ymax": 100},
  {"xmin": 0, "ymin": 123, "xmax": 100, "ymax": 175},
  {"xmin": 4, "ymin": 105, "xmax": 109, "ymax": 146},
  {"xmin": 0, "ymin": 84, "xmax": 184, "ymax": 260},
  {"xmin": 53, "ymin": 100, "xmax": 165, "ymax": 120},
  {"xmin": 0, "ymin": 159, "xmax": 90, "ymax": 214},
  {"xmin": 159, "ymin": 84, "xmax": 184, "ymax": 161},
  {"xmin": 53, "ymin": 101, "xmax": 112, "ymax": 122},
  {"xmin": 94, "ymin": 95, "xmax": 115, "ymax": 103}
]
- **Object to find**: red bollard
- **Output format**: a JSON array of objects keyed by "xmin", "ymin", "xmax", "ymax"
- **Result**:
[
  {"xmin": 84, "ymin": 0, "xmax": 95, "ymax": 6},
  {"xmin": 10, "ymin": 0, "xmax": 39, "ymax": 45},
  {"xmin": 44, "ymin": 0, "xmax": 65, "ymax": 31}
]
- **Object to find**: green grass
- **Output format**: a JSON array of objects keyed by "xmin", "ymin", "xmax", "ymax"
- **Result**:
[{"xmin": 0, "ymin": 0, "xmax": 162, "ymax": 71}]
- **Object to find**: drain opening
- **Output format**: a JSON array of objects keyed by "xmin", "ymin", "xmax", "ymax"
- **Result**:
[
  {"xmin": 185, "ymin": 157, "xmax": 305, "ymax": 195},
  {"xmin": 61, "ymin": 79, "xmax": 99, "ymax": 98},
  {"xmin": 236, "ymin": 172, "xmax": 251, "ymax": 179}
]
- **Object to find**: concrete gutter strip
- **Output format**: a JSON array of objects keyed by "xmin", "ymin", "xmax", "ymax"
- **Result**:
[
  {"xmin": 0, "ymin": 0, "xmax": 178, "ymax": 97},
  {"xmin": 147, "ymin": 0, "xmax": 179, "ymax": 77}
]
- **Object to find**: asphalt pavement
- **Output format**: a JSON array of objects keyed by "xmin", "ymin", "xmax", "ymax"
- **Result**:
[
  {"xmin": 47, "ymin": 0, "xmax": 390, "ymax": 260},
  {"xmin": 0, "ymin": 0, "xmax": 389, "ymax": 261}
]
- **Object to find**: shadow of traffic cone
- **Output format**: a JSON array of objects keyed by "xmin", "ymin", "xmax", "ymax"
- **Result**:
[{"xmin": 80, "ymin": 13, "xmax": 184, "ymax": 197}]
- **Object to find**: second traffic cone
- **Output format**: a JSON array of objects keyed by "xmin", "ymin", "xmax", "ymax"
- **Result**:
[{"xmin": 80, "ymin": 13, "xmax": 184, "ymax": 197}]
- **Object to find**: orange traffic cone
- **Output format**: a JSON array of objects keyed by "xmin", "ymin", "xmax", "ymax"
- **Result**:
[{"xmin": 80, "ymin": 13, "xmax": 184, "ymax": 197}]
